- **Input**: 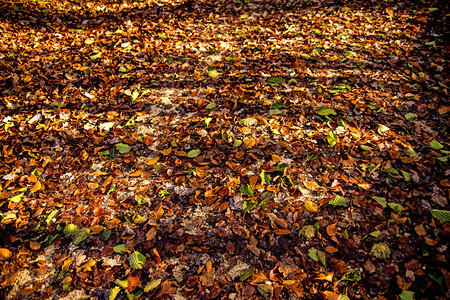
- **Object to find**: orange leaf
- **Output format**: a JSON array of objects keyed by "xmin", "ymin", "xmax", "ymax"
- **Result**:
[
  {"xmin": 322, "ymin": 291, "xmax": 343, "ymax": 300},
  {"xmin": 87, "ymin": 182, "xmax": 99, "ymax": 189},
  {"xmin": 249, "ymin": 175, "xmax": 259, "ymax": 189},
  {"xmin": 160, "ymin": 147, "xmax": 172, "ymax": 156},
  {"xmin": 130, "ymin": 170, "xmax": 143, "ymax": 177},
  {"xmin": 80, "ymin": 258, "xmax": 96, "ymax": 272},
  {"xmin": 424, "ymin": 237, "xmax": 439, "ymax": 246},
  {"xmin": 244, "ymin": 137, "xmax": 256, "ymax": 148},
  {"xmin": 316, "ymin": 272, "xmax": 334, "ymax": 282},
  {"xmin": 90, "ymin": 225, "xmax": 104, "ymax": 234},
  {"xmin": 27, "ymin": 174, "xmax": 37, "ymax": 183},
  {"xmin": 326, "ymin": 223, "xmax": 338, "ymax": 236},
  {"xmin": 153, "ymin": 206, "xmax": 164, "ymax": 220},
  {"xmin": 414, "ymin": 224, "xmax": 426, "ymax": 236},
  {"xmin": 325, "ymin": 246, "xmax": 339, "ymax": 254},
  {"xmin": 0, "ymin": 248, "xmax": 13, "ymax": 261},
  {"xmin": 92, "ymin": 172, "xmax": 108, "ymax": 176},
  {"xmin": 305, "ymin": 200, "xmax": 318, "ymax": 212},
  {"xmin": 174, "ymin": 150, "xmax": 186, "ymax": 157},
  {"xmin": 144, "ymin": 157, "xmax": 160, "ymax": 166},
  {"xmin": 30, "ymin": 181, "xmax": 41, "ymax": 193},
  {"xmin": 105, "ymin": 218, "xmax": 121, "ymax": 229},
  {"xmin": 29, "ymin": 241, "xmax": 41, "ymax": 251},
  {"xmin": 303, "ymin": 181, "xmax": 319, "ymax": 190},
  {"xmin": 357, "ymin": 183, "xmax": 372, "ymax": 190},
  {"xmin": 273, "ymin": 229, "xmax": 291, "ymax": 235},
  {"xmin": 271, "ymin": 154, "xmax": 281, "ymax": 162}
]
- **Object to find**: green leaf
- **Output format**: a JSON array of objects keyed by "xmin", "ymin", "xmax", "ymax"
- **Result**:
[
  {"xmin": 400, "ymin": 170, "xmax": 411, "ymax": 182},
  {"xmin": 404, "ymin": 113, "xmax": 418, "ymax": 122},
  {"xmin": 90, "ymin": 53, "xmax": 102, "ymax": 60},
  {"xmin": 430, "ymin": 139, "xmax": 444, "ymax": 150},
  {"xmin": 260, "ymin": 170, "xmax": 270, "ymax": 185},
  {"xmin": 203, "ymin": 117, "xmax": 213, "ymax": 127},
  {"xmin": 372, "ymin": 196, "xmax": 387, "ymax": 208},
  {"xmin": 113, "ymin": 244, "xmax": 128, "ymax": 254},
  {"xmin": 271, "ymin": 102, "xmax": 286, "ymax": 109},
  {"xmin": 269, "ymin": 108, "xmax": 283, "ymax": 115},
  {"xmin": 308, "ymin": 248, "xmax": 319, "ymax": 262},
  {"xmin": 240, "ymin": 184, "xmax": 254, "ymax": 196},
  {"xmin": 119, "ymin": 66, "xmax": 127, "ymax": 73},
  {"xmin": 186, "ymin": 149, "xmax": 201, "ymax": 158},
  {"xmin": 116, "ymin": 143, "xmax": 131, "ymax": 154},
  {"xmin": 206, "ymin": 102, "xmax": 216, "ymax": 110},
  {"xmin": 388, "ymin": 202, "xmax": 402, "ymax": 214},
  {"xmin": 360, "ymin": 145, "xmax": 373, "ymax": 151},
  {"xmin": 326, "ymin": 131, "xmax": 337, "ymax": 147},
  {"xmin": 115, "ymin": 279, "xmax": 128, "ymax": 289},
  {"xmin": 275, "ymin": 163, "xmax": 289, "ymax": 172},
  {"xmin": 144, "ymin": 279, "xmax": 161, "ymax": 292},
  {"xmin": 299, "ymin": 225, "xmax": 316, "ymax": 240},
  {"xmin": 233, "ymin": 139, "xmax": 242, "ymax": 147},
  {"xmin": 399, "ymin": 290, "xmax": 415, "ymax": 300},
  {"xmin": 343, "ymin": 50, "xmax": 357, "ymax": 58},
  {"xmin": 239, "ymin": 117, "xmax": 258, "ymax": 126},
  {"xmin": 341, "ymin": 270, "xmax": 362, "ymax": 281},
  {"xmin": 430, "ymin": 209, "xmax": 450, "ymax": 223},
  {"xmin": 425, "ymin": 41, "xmax": 436, "ymax": 46},
  {"xmin": 329, "ymin": 195, "xmax": 347, "ymax": 206},
  {"xmin": 225, "ymin": 56, "xmax": 236, "ymax": 62},
  {"xmin": 208, "ymin": 69, "xmax": 219, "ymax": 78},
  {"xmin": 72, "ymin": 228, "xmax": 91, "ymax": 245},
  {"xmin": 126, "ymin": 289, "xmax": 143, "ymax": 300},
  {"xmin": 46, "ymin": 210, "xmax": 58, "ymax": 224},
  {"xmin": 9, "ymin": 193, "xmax": 24, "ymax": 204},
  {"xmin": 383, "ymin": 168, "xmax": 399, "ymax": 175},
  {"xmin": 317, "ymin": 107, "xmax": 336, "ymax": 116},
  {"xmin": 267, "ymin": 77, "xmax": 283, "ymax": 86},
  {"xmin": 129, "ymin": 251, "xmax": 146, "ymax": 270},
  {"xmin": 368, "ymin": 102, "xmax": 379, "ymax": 110},
  {"xmin": 109, "ymin": 286, "xmax": 121, "ymax": 300},
  {"xmin": 371, "ymin": 242, "xmax": 391, "ymax": 259},
  {"xmin": 243, "ymin": 199, "xmax": 258, "ymax": 212},
  {"xmin": 239, "ymin": 268, "xmax": 253, "ymax": 281},
  {"xmin": 63, "ymin": 223, "xmax": 79, "ymax": 236},
  {"xmin": 428, "ymin": 7, "xmax": 438, "ymax": 12}
]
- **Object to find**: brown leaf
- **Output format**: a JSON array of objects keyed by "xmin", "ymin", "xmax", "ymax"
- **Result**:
[
  {"xmin": 29, "ymin": 241, "xmax": 41, "ymax": 251},
  {"xmin": 105, "ymin": 218, "xmax": 121, "ymax": 229},
  {"xmin": 155, "ymin": 280, "xmax": 177, "ymax": 298},
  {"xmin": 90, "ymin": 225, "xmax": 104, "ymax": 234},
  {"xmin": 326, "ymin": 223, "xmax": 338, "ymax": 236},
  {"xmin": 325, "ymin": 246, "xmax": 339, "ymax": 254},
  {"xmin": 273, "ymin": 229, "xmax": 291, "ymax": 235},
  {"xmin": 145, "ymin": 227, "xmax": 157, "ymax": 241}
]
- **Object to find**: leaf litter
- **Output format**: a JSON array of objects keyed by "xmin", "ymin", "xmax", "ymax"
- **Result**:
[{"xmin": 0, "ymin": 0, "xmax": 448, "ymax": 299}]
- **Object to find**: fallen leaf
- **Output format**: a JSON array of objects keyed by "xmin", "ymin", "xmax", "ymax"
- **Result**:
[{"xmin": 144, "ymin": 157, "xmax": 160, "ymax": 166}]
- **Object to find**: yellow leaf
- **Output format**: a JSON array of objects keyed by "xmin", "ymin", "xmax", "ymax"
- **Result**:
[
  {"xmin": 144, "ymin": 157, "xmax": 160, "ymax": 166},
  {"xmin": 244, "ymin": 137, "xmax": 256, "ymax": 148},
  {"xmin": 0, "ymin": 248, "xmax": 13, "ymax": 261},
  {"xmin": 80, "ymin": 258, "xmax": 96, "ymax": 272},
  {"xmin": 160, "ymin": 147, "xmax": 172, "ymax": 156},
  {"xmin": 130, "ymin": 170, "xmax": 143, "ymax": 177},
  {"xmin": 305, "ymin": 200, "xmax": 318, "ymax": 212},
  {"xmin": 30, "ymin": 181, "xmax": 41, "ymax": 193},
  {"xmin": 90, "ymin": 225, "xmax": 104, "ymax": 234},
  {"xmin": 316, "ymin": 272, "xmax": 334, "ymax": 282},
  {"xmin": 62, "ymin": 257, "xmax": 74, "ymax": 271}
]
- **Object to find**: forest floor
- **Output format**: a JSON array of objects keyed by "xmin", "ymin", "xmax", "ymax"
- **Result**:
[{"xmin": 0, "ymin": 0, "xmax": 449, "ymax": 299}]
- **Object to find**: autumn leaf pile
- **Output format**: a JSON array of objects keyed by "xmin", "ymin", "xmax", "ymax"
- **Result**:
[{"xmin": 0, "ymin": 0, "xmax": 449, "ymax": 299}]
